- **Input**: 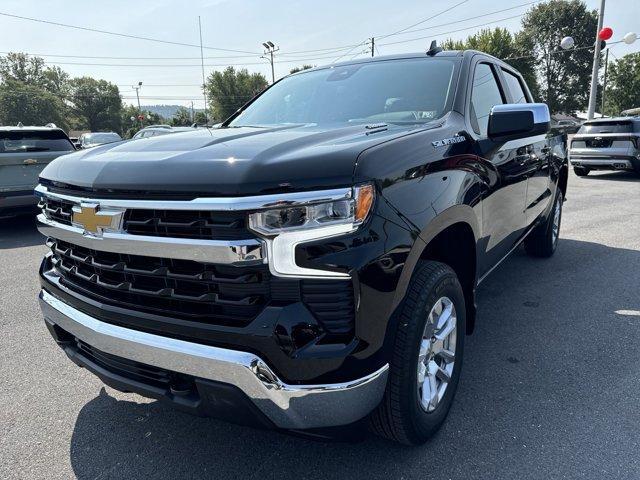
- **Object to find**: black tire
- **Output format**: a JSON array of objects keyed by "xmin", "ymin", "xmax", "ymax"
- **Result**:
[
  {"xmin": 369, "ymin": 261, "xmax": 465, "ymax": 445},
  {"xmin": 524, "ymin": 189, "xmax": 563, "ymax": 258},
  {"xmin": 573, "ymin": 166, "xmax": 590, "ymax": 176}
]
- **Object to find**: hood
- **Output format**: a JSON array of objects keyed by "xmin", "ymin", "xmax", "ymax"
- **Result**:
[{"xmin": 40, "ymin": 124, "xmax": 420, "ymax": 196}]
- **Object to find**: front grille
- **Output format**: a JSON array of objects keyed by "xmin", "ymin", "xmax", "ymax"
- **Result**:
[
  {"xmin": 123, "ymin": 209, "xmax": 252, "ymax": 240},
  {"xmin": 39, "ymin": 197, "xmax": 74, "ymax": 226},
  {"xmin": 39, "ymin": 190, "xmax": 356, "ymax": 337},
  {"xmin": 48, "ymin": 239, "xmax": 270, "ymax": 326},
  {"xmin": 39, "ymin": 197, "xmax": 252, "ymax": 241}
]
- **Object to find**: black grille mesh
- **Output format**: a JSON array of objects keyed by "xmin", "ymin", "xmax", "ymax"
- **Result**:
[
  {"xmin": 49, "ymin": 239, "xmax": 269, "ymax": 325},
  {"xmin": 124, "ymin": 209, "xmax": 252, "ymax": 240}
]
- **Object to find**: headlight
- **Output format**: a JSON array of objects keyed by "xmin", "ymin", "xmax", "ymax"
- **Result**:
[
  {"xmin": 248, "ymin": 184, "xmax": 375, "ymax": 279},
  {"xmin": 248, "ymin": 184, "xmax": 374, "ymax": 235}
]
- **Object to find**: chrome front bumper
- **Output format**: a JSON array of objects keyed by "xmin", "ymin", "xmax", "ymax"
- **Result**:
[{"xmin": 39, "ymin": 290, "xmax": 388, "ymax": 430}]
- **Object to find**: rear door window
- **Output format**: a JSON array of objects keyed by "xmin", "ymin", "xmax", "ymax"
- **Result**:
[{"xmin": 0, "ymin": 130, "xmax": 75, "ymax": 153}]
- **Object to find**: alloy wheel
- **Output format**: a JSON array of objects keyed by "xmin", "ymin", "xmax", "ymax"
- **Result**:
[{"xmin": 417, "ymin": 296, "xmax": 457, "ymax": 412}]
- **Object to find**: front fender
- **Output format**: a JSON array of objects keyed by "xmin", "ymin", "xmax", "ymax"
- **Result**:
[{"xmin": 391, "ymin": 203, "xmax": 480, "ymax": 312}]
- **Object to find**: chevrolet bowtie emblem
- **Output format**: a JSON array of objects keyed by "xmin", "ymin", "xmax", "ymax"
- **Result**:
[{"xmin": 72, "ymin": 203, "xmax": 123, "ymax": 236}]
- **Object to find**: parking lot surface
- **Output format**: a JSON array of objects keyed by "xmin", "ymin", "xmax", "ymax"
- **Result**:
[{"xmin": 1, "ymin": 170, "xmax": 639, "ymax": 480}]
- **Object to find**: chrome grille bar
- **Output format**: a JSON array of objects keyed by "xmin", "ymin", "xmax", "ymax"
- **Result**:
[{"xmin": 37, "ymin": 214, "xmax": 265, "ymax": 265}]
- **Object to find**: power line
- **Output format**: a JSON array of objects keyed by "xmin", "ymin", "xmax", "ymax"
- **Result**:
[
  {"xmin": 0, "ymin": 51, "xmax": 259, "ymax": 60},
  {"xmin": 376, "ymin": 0, "xmax": 470, "ymax": 40},
  {"xmin": 0, "ymin": 1, "xmax": 540, "ymax": 65},
  {"xmin": 0, "ymin": 11, "xmax": 260, "ymax": 54},
  {"xmin": 38, "ymin": 51, "xmax": 350, "ymax": 68},
  {"xmin": 332, "ymin": 40, "xmax": 370, "ymax": 63},
  {"xmin": 377, "ymin": 13, "xmax": 526, "ymax": 47},
  {"xmin": 380, "ymin": 0, "xmax": 540, "ymax": 37},
  {"xmin": 0, "ymin": 2, "xmax": 540, "ymax": 63}
]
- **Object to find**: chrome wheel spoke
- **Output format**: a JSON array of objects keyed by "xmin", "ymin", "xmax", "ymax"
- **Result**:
[
  {"xmin": 434, "ymin": 315, "xmax": 455, "ymax": 342},
  {"xmin": 422, "ymin": 361, "xmax": 439, "ymax": 410},
  {"xmin": 435, "ymin": 363, "xmax": 451, "ymax": 383},
  {"xmin": 437, "ymin": 348, "xmax": 455, "ymax": 363},
  {"xmin": 417, "ymin": 296, "xmax": 457, "ymax": 413},
  {"xmin": 417, "ymin": 362, "xmax": 426, "ymax": 385},
  {"xmin": 418, "ymin": 339, "xmax": 430, "ymax": 363}
]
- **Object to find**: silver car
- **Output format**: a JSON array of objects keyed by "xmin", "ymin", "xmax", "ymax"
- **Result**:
[
  {"xmin": 0, "ymin": 125, "xmax": 75, "ymax": 217},
  {"xmin": 569, "ymin": 117, "xmax": 640, "ymax": 176}
]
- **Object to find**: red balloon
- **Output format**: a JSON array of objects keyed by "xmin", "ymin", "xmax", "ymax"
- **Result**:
[{"xmin": 598, "ymin": 27, "xmax": 613, "ymax": 41}]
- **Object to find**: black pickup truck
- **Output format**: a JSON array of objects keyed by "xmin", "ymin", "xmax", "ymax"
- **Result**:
[{"xmin": 36, "ymin": 49, "xmax": 568, "ymax": 445}]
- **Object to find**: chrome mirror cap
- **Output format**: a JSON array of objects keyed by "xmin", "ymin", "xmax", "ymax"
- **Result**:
[{"xmin": 488, "ymin": 103, "xmax": 550, "ymax": 142}]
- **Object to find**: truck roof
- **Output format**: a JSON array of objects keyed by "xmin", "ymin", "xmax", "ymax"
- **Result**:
[
  {"xmin": 0, "ymin": 125, "xmax": 64, "ymax": 132},
  {"xmin": 300, "ymin": 49, "xmax": 511, "ymax": 74}
]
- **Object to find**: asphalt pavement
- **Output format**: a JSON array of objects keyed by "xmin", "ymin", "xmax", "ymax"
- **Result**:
[{"xmin": 1, "ymin": 169, "xmax": 639, "ymax": 480}]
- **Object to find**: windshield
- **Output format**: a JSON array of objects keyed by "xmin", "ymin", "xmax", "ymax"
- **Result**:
[
  {"xmin": 229, "ymin": 58, "xmax": 458, "ymax": 127},
  {"xmin": 83, "ymin": 133, "xmax": 121, "ymax": 144},
  {"xmin": 0, "ymin": 130, "xmax": 74, "ymax": 153},
  {"xmin": 579, "ymin": 121, "xmax": 633, "ymax": 134}
]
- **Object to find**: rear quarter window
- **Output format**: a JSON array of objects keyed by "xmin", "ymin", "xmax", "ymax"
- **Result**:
[{"xmin": 0, "ymin": 130, "xmax": 74, "ymax": 153}]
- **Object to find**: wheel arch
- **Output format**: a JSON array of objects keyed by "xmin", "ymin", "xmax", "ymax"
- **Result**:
[{"xmin": 393, "ymin": 205, "xmax": 480, "ymax": 335}]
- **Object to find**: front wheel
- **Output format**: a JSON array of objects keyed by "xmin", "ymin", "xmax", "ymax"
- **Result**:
[
  {"xmin": 573, "ymin": 166, "xmax": 590, "ymax": 176},
  {"xmin": 369, "ymin": 261, "xmax": 465, "ymax": 445},
  {"xmin": 524, "ymin": 189, "xmax": 563, "ymax": 258}
]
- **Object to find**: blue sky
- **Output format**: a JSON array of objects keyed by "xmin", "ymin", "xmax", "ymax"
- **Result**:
[{"xmin": 0, "ymin": 0, "xmax": 638, "ymax": 107}]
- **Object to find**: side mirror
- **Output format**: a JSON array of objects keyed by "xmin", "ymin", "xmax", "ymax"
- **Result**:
[{"xmin": 488, "ymin": 103, "xmax": 550, "ymax": 143}]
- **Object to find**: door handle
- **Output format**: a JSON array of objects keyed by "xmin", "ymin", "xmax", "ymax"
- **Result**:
[{"xmin": 23, "ymin": 158, "xmax": 38, "ymax": 165}]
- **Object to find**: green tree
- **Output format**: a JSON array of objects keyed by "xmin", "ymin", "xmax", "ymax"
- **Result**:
[
  {"xmin": 194, "ymin": 111, "xmax": 208, "ymax": 125},
  {"xmin": 289, "ymin": 65, "xmax": 314, "ymax": 74},
  {"xmin": 0, "ymin": 52, "xmax": 47, "ymax": 86},
  {"xmin": 171, "ymin": 106, "xmax": 193, "ymax": 126},
  {"xmin": 70, "ymin": 77, "xmax": 122, "ymax": 132},
  {"xmin": 0, "ymin": 79, "xmax": 68, "ymax": 129},
  {"xmin": 443, "ymin": 28, "xmax": 538, "ymax": 99},
  {"xmin": 520, "ymin": 0, "xmax": 598, "ymax": 114},
  {"xmin": 205, "ymin": 67, "xmax": 268, "ymax": 122},
  {"xmin": 603, "ymin": 53, "xmax": 640, "ymax": 116},
  {"xmin": 42, "ymin": 66, "xmax": 71, "ymax": 96}
]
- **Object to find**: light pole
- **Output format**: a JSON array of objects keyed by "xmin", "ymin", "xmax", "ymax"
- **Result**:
[
  {"xmin": 586, "ymin": 0, "xmax": 606, "ymax": 120},
  {"xmin": 132, "ymin": 81, "xmax": 143, "ymax": 128},
  {"xmin": 261, "ymin": 41, "xmax": 279, "ymax": 84},
  {"xmin": 198, "ymin": 16, "xmax": 209, "ymax": 123}
]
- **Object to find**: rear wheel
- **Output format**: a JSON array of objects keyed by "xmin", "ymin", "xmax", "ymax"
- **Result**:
[
  {"xmin": 524, "ymin": 189, "xmax": 563, "ymax": 258},
  {"xmin": 573, "ymin": 166, "xmax": 590, "ymax": 176},
  {"xmin": 369, "ymin": 261, "xmax": 465, "ymax": 445}
]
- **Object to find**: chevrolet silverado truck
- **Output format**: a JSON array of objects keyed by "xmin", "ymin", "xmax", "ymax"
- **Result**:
[
  {"xmin": 570, "ymin": 117, "xmax": 640, "ymax": 176},
  {"xmin": 36, "ymin": 49, "xmax": 568, "ymax": 445}
]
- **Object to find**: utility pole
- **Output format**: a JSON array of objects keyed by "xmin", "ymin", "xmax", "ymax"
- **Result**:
[
  {"xmin": 370, "ymin": 37, "xmax": 375, "ymax": 57},
  {"xmin": 601, "ymin": 48, "xmax": 609, "ymax": 117},
  {"xmin": 132, "ymin": 82, "xmax": 143, "ymax": 128},
  {"xmin": 198, "ymin": 16, "xmax": 209, "ymax": 124},
  {"xmin": 261, "ymin": 41, "xmax": 279, "ymax": 84},
  {"xmin": 586, "ymin": 0, "xmax": 606, "ymax": 120},
  {"xmin": 190, "ymin": 101, "xmax": 195, "ymax": 124}
]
